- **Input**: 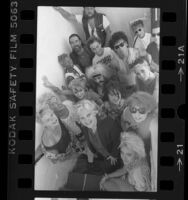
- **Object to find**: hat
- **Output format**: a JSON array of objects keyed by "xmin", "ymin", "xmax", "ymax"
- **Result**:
[{"xmin": 86, "ymin": 64, "xmax": 113, "ymax": 80}]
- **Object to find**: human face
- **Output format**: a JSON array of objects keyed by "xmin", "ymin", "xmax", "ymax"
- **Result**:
[
  {"xmin": 129, "ymin": 105, "xmax": 148, "ymax": 123},
  {"xmin": 114, "ymin": 39, "xmax": 128, "ymax": 59},
  {"xmin": 84, "ymin": 7, "xmax": 95, "ymax": 18},
  {"xmin": 93, "ymin": 74, "xmax": 105, "ymax": 86},
  {"xmin": 69, "ymin": 36, "xmax": 82, "ymax": 53},
  {"xmin": 79, "ymin": 109, "xmax": 97, "ymax": 129},
  {"xmin": 121, "ymin": 147, "xmax": 135, "ymax": 165},
  {"xmin": 134, "ymin": 62, "xmax": 151, "ymax": 81},
  {"xmin": 63, "ymin": 56, "xmax": 73, "ymax": 68},
  {"xmin": 108, "ymin": 89, "xmax": 121, "ymax": 105},
  {"xmin": 90, "ymin": 41, "xmax": 103, "ymax": 56},
  {"xmin": 72, "ymin": 87, "xmax": 86, "ymax": 99},
  {"xmin": 152, "ymin": 27, "xmax": 160, "ymax": 48},
  {"xmin": 56, "ymin": 103, "xmax": 69, "ymax": 119},
  {"xmin": 41, "ymin": 109, "xmax": 58, "ymax": 127},
  {"xmin": 134, "ymin": 24, "xmax": 145, "ymax": 38}
]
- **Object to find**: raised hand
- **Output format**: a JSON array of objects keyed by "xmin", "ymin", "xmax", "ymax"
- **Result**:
[
  {"xmin": 106, "ymin": 155, "xmax": 117, "ymax": 165},
  {"xmin": 42, "ymin": 76, "xmax": 53, "ymax": 88}
]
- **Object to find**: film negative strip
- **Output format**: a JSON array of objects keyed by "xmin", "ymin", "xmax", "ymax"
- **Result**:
[{"xmin": 8, "ymin": 0, "xmax": 186, "ymax": 200}]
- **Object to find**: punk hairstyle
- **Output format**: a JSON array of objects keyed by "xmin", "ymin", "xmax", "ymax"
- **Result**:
[
  {"xmin": 129, "ymin": 56, "xmax": 150, "ymax": 70},
  {"xmin": 109, "ymin": 31, "xmax": 129, "ymax": 49},
  {"xmin": 131, "ymin": 19, "xmax": 144, "ymax": 28}
]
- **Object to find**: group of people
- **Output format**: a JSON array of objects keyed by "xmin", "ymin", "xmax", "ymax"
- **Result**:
[{"xmin": 35, "ymin": 7, "xmax": 159, "ymax": 192}]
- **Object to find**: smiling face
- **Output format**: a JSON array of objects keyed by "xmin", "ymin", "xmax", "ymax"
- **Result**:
[
  {"xmin": 89, "ymin": 41, "xmax": 103, "ymax": 56},
  {"xmin": 134, "ymin": 24, "xmax": 145, "ymax": 38},
  {"xmin": 79, "ymin": 109, "xmax": 97, "ymax": 129},
  {"xmin": 114, "ymin": 39, "xmax": 129, "ymax": 59},
  {"xmin": 72, "ymin": 86, "xmax": 86, "ymax": 99},
  {"xmin": 62, "ymin": 56, "xmax": 74, "ymax": 68},
  {"xmin": 121, "ymin": 146, "xmax": 135, "ymax": 165},
  {"xmin": 69, "ymin": 36, "xmax": 82, "ymax": 53},
  {"xmin": 93, "ymin": 74, "xmax": 105, "ymax": 86},
  {"xmin": 129, "ymin": 105, "xmax": 148, "ymax": 123},
  {"xmin": 134, "ymin": 61, "xmax": 151, "ymax": 81},
  {"xmin": 41, "ymin": 109, "xmax": 59, "ymax": 127}
]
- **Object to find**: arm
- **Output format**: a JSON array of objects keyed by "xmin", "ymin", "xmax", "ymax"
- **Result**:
[
  {"xmin": 150, "ymin": 60, "xmax": 159, "ymax": 73},
  {"xmin": 42, "ymin": 76, "xmax": 68, "ymax": 101},
  {"xmin": 111, "ymin": 50, "xmax": 120, "ymax": 71},
  {"xmin": 107, "ymin": 166, "xmax": 127, "ymax": 179},
  {"xmin": 89, "ymin": 90, "xmax": 103, "ymax": 106},
  {"xmin": 104, "ymin": 26, "xmax": 112, "ymax": 47},
  {"xmin": 35, "ymin": 144, "xmax": 44, "ymax": 164},
  {"xmin": 53, "ymin": 7, "xmax": 77, "ymax": 23},
  {"xmin": 103, "ymin": 16, "xmax": 111, "ymax": 47}
]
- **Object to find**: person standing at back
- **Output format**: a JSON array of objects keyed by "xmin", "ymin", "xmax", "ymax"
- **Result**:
[{"xmin": 54, "ymin": 7, "xmax": 112, "ymax": 47}]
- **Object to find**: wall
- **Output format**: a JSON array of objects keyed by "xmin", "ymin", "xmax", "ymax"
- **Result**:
[{"xmin": 35, "ymin": 6, "xmax": 151, "ymax": 190}]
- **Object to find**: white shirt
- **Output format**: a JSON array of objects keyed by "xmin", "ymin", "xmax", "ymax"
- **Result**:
[
  {"xmin": 92, "ymin": 47, "xmax": 117, "ymax": 66},
  {"xmin": 75, "ymin": 14, "xmax": 110, "ymax": 38},
  {"xmin": 134, "ymin": 33, "xmax": 152, "ymax": 51}
]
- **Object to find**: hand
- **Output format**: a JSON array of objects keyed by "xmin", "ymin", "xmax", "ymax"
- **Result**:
[
  {"xmin": 53, "ymin": 7, "xmax": 62, "ymax": 12},
  {"xmin": 42, "ymin": 76, "xmax": 52, "ymax": 88},
  {"xmin": 106, "ymin": 155, "xmax": 117, "ymax": 165},
  {"xmin": 100, "ymin": 174, "xmax": 108, "ymax": 190}
]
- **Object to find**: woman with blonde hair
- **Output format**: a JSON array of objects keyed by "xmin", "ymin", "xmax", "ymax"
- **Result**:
[
  {"xmin": 121, "ymin": 91, "xmax": 158, "ymax": 191},
  {"xmin": 73, "ymin": 99, "xmax": 122, "ymax": 175},
  {"xmin": 100, "ymin": 131, "xmax": 151, "ymax": 191},
  {"xmin": 35, "ymin": 93, "xmax": 83, "ymax": 190}
]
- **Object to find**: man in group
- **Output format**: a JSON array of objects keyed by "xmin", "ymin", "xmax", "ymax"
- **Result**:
[
  {"xmin": 109, "ymin": 31, "xmax": 158, "ymax": 88},
  {"xmin": 86, "ymin": 63, "xmax": 117, "ymax": 101},
  {"xmin": 130, "ymin": 19, "xmax": 152, "ymax": 52},
  {"xmin": 87, "ymin": 36, "xmax": 120, "ymax": 73},
  {"xmin": 69, "ymin": 33, "xmax": 94, "ymax": 73},
  {"xmin": 54, "ymin": 7, "xmax": 112, "ymax": 47}
]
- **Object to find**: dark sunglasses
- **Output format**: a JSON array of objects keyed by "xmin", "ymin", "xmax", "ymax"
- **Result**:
[
  {"xmin": 152, "ymin": 33, "xmax": 160, "ymax": 37},
  {"xmin": 135, "ymin": 28, "xmax": 142, "ymax": 34},
  {"xmin": 129, "ymin": 106, "xmax": 146, "ymax": 114},
  {"xmin": 114, "ymin": 42, "xmax": 126, "ymax": 50}
]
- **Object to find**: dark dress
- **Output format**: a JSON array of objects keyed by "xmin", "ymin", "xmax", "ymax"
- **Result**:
[
  {"xmin": 73, "ymin": 116, "xmax": 123, "ymax": 175},
  {"xmin": 41, "ymin": 119, "xmax": 72, "ymax": 159}
]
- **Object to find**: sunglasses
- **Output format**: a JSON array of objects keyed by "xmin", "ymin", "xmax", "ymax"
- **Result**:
[
  {"xmin": 114, "ymin": 42, "xmax": 126, "ymax": 50},
  {"xmin": 135, "ymin": 28, "xmax": 142, "ymax": 34},
  {"xmin": 129, "ymin": 106, "xmax": 146, "ymax": 114},
  {"xmin": 152, "ymin": 33, "xmax": 160, "ymax": 37}
]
